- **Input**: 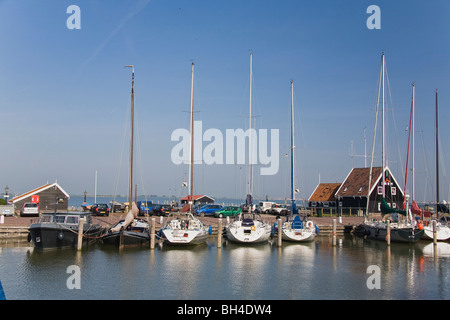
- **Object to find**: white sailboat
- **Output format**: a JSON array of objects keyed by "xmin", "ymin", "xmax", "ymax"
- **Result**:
[
  {"xmin": 160, "ymin": 63, "xmax": 210, "ymax": 246},
  {"xmin": 281, "ymin": 80, "xmax": 316, "ymax": 242},
  {"xmin": 363, "ymin": 53, "xmax": 423, "ymax": 243},
  {"xmin": 225, "ymin": 52, "xmax": 272, "ymax": 244},
  {"xmin": 422, "ymin": 89, "xmax": 450, "ymax": 241}
]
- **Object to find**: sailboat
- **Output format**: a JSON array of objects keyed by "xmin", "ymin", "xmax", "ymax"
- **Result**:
[
  {"xmin": 225, "ymin": 52, "xmax": 272, "ymax": 244},
  {"xmin": 159, "ymin": 63, "xmax": 210, "ymax": 246},
  {"xmin": 101, "ymin": 66, "xmax": 150, "ymax": 247},
  {"xmin": 280, "ymin": 80, "xmax": 316, "ymax": 242},
  {"xmin": 422, "ymin": 89, "xmax": 450, "ymax": 241},
  {"xmin": 363, "ymin": 53, "xmax": 423, "ymax": 243}
]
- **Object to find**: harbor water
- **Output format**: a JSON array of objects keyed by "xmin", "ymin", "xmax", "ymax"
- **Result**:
[{"xmin": 1, "ymin": 235, "xmax": 449, "ymax": 300}]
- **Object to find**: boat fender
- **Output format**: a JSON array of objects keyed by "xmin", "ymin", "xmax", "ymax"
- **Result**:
[
  {"xmin": 251, "ymin": 225, "xmax": 256, "ymax": 231},
  {"xmin": 306, "ymin": 221, "xmax": 314, "ymax": 229},
  {"xmin": 57, "ymin": 232, "xmax": 64, "ymax": 240},
  {"xmin": 271, "ymin": 225, "xmax": 276, "ymax": 237},
  {"xmin": 418, "ymin": 222, "xmax": 423, "ymax": 230},
  {"xmin": 158, "ymin": 229, "xmax": 163, "ymax": 237},
  {"xmin": 208, "ymin": 225, "xmax": 213, "ymax": 235},
  {"xmin": 315, "ymin": 225, "xmax": 320, "ymax": 235}
]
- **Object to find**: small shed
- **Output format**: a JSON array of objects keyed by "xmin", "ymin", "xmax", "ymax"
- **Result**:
[
  {"xmin": 308, "ymin": 183, "xmax": 341, "ymax": 208},
  {"xmin": 9, "ymin": 182, "xmax": 70, "ymax": 214},
  {"xmin": 180, "ymin": 195, "xmax": 214, "ymax": 205}
]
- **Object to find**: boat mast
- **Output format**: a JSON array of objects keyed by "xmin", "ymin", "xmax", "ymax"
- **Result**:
[
  {"xmin": 125, "ymin": 65, "xmax": 135, "ymax": 206},
  {"xmin": 435, "ymin": 89, "xmax": 439, "ymax": 215},
  {"xmin": 290, "ymin": 80, "xmax": 295, "ymax": 215},
  {"xmin": 248, "ymin": 52, "xmax": 253, "ymax": 202},
  {"xmin": 189, "ymin": 62, "xmax": 195, "ymax": 213},
  {"xmin": 381, "ymin": 53, "xmax": 386, "ymax": 199},
  {"xmin": 412, "ymin": 83, "xmax": 415, "ymax": 201}
]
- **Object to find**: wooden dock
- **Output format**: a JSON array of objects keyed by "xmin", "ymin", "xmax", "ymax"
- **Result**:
[{"xmin": 0, "ymin": 226, "xmax": 29, "ymax": 239}]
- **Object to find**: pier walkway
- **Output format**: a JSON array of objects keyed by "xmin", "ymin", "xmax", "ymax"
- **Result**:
[{"xmin": 0, "ymin": 213, "xmax": 364, "ymax": 239}]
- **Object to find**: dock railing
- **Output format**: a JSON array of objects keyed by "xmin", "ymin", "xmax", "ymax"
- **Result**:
[{"xmin": 308, "ymin": 206, "xmax": 366, "ymax": 217}]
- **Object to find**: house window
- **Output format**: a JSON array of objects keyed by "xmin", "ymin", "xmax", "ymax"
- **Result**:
[
  {"xmin": 377, "ymin": 202, "xmax": 381, "ymax": 211},
  {"xmin": 392, "ymin": 202, "xmax": 397, "ymax": 209},
  {"xmin": 377, "ymin": 186, "xmax": 383, "ymax": 195},
  {"xmin": 391, "ymin": 187, "xmax": 396, "ymax": 195}
]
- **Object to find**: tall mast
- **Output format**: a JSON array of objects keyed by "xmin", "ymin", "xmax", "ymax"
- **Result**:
[
  {"xmin": 381, "ymin": 53, "xmax": 386, "ymax": 198},
  {"xmin": 290, "ymin": 80, "xmax": 295, "ymax": 214},
  {"xmin": 125, "ymin": 65, "xmax": 134, "ymax": 205},
  {"xmin": 436, "ymin": 89, "xmax": 439, "ymax": 214},
  {"xmin": 189, "ymin": 63, "xmax": 195, "ymax": 213},
  {"xmin": 412, "ymin": 83, "xmax": 415, "ymax": 201},
  {"xmin": 248, "ymin": 52, "xmax": 253, "ymax": 198}
]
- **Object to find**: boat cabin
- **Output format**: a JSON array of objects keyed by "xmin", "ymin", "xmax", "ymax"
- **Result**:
[{"xmin": 39, "ymin": 212, "xmax": 93, "ymax": 226}]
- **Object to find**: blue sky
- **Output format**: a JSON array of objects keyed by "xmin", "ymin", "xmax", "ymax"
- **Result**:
[{"xmin": 0, "ymin": 0, "xmax": 449, "ymax": 204}]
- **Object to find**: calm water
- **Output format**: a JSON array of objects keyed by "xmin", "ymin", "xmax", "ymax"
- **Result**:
[{"xmin": 0, "ymin": 235, "xmax": 449, "ymax": 300}]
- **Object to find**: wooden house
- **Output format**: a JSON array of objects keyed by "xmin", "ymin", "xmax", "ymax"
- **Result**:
[
  {"xmin": 9, "ymin": 182, "xmax": 70, "ymax": 214},
  {"xmin": 180, "ymin": 195, "xmax": 215, "ymax": 205},
  {"xmin": 335, "ymin": 167, "xmax": 404, "ymax": 214},
  {"xmin": 308, "ymin": 183, "xmax": 341, "ymax": 208}
]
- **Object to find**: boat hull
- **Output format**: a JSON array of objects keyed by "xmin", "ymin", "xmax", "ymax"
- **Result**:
[
  {"xmin": 281, "ymin": 218, "xmax": 316, "ymax": 242},
  {"xmin": 422, "ymin": 224, "xmax": 450, "ymax": 241},
  {"xmin": 281, "ymin": 227, "xmax": 316, "ymax": 242},
  {"xmin": 28, "ymin": 223, "xmax": 102, "ymax": 250},
  {"xmin": 160, "ymin": 229, "xmax": 208, "ymax": 246},
  {"xmin": 363, "ymin": 223, "xmax": 424, "ymax": 243},
  {"xmin": 226, "ymin": 221, "xmax": 272, "ymax": 244},
  {"xmin": 101, "ymin": 230, "xmax": 150, "ymax": 246}
]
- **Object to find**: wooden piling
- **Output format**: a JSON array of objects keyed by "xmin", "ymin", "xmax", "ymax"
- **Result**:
[
  {"xmin": 277, "ymin": 218, "xmax": 282, "ymax": 247},
  {"xmin": 332, "ymin": 219, "xmax": 336, "ymax": 247},
  {"xmin": 150, "ymin": 218, "xmax": 155, "ymax": 249},
  {"xmin": 217, "ymin": 218, "xmax": 222, "ymax": 248},
  {"xmin": 433, "ymin": 220, "xmax": 437, "ymax": 245},
  {"xmin": 77, "ymin": 217, "xmax": 84, "ymax": 251},
  {"xmin": 386, "ymin": 220, "xmax": 391, "ymax": 246}
]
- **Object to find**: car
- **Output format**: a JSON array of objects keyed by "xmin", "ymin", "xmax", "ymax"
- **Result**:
[
  {"xmin": 195, "ymin": 204, "xmax": 223, "ymax": 217},
  {"xmin": 137, "ymin": 201, "xmax": 153, "ymax": 216},
  {"xmin": 259, "ymin": 201, "xmax": 275, "ymax": 214},
  {"xmin": 150, "ymin": 204, "xmax": 168, "ymax": 216},
  {"xmin": 20, "ymin": 202, "xmax": 39, "ymax": 217},
  {"xmin": 214, "ymin": 206, "xmax": 241, "ymax": 218},
  {"xmin": 90, "ymin": 203, "xmax": 110, "ymax": 216},
  {"xmin": 110, "ymin": 201, "xmax": 126, "ymax": 213},
  {"xmin": 271, "ymin": 203, "xmax": 289, "ymax": 216}
]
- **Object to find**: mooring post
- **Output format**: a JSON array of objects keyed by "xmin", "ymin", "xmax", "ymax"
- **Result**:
[
  {"xmin": 217, "ymin": 218, "xmax": 222, "ymax": 248},
  {"xmin": 277, "ymin": 218, "xmax": 282, "ymax": 247},
  {"xmin": 150, "ymin": 217, "xmax": 156, "ymax": 249},
  {"xmin": 386, "ymin": 220, "xmax": 391, "ymax": 246},
  {"xmin": 77, "ymin": 217, "xmax": 84, "ymax": 251},
  {"xmin": 332, "ymin": 219, "xmax": 337, "ymax": 246},
  {"xmin": 119, "ymin": 228, "xmax": 124, "ymax": 250},
  {"xmin": 433, "ymin": 220, "xmax": 437, "ymax": 245}
]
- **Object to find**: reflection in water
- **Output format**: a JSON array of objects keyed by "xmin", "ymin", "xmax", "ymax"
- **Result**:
[
  {"xmin": 0, "ymin": 236, "xmax": 449, "ymax": 299},
  {"xmin": 225, "ymin": 244, "xmax": 271, "ymax": 299}
]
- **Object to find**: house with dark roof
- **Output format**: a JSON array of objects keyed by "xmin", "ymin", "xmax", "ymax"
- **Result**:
[
  {"xmin": 335, "ymin": 167, "xmax": 404, "ymax": 214},
  {"xmin": 308, "ymin": 183, "xmax": 341, "ymax": 208},
  {"xmin": 9, "ymin": 182, "xmax": 70, "ymax": 214},
  {"xmin": 180, "ymin": 195, "xmax": 214, "ymax": 205}
]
